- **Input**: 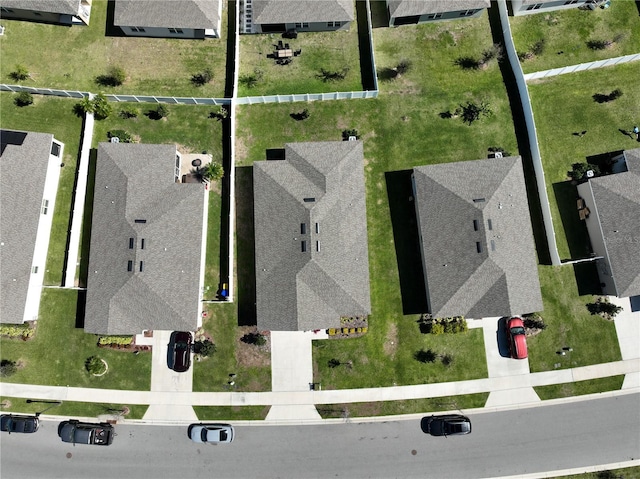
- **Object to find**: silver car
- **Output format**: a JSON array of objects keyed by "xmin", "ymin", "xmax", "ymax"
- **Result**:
[{"xmin": 188, "ymin": 423, "xmax": 234, "ymax": 444}]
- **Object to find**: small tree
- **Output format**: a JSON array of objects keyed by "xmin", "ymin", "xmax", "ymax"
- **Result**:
[
  {"xmin": 194, "ymin": 339, "xmax": 216, "ymax": 357},
  {"xmin": 96, "ymin": 66, "xmax": 126, "ymax": 87},
  {"xmin": 201, "ymin": 161, "xmax": 224, "ymax": 182},
  {"xmin": 328, "ymin": 358, "xmax": 341, "ymax": 368},
  {"xmin": 241, "ymin": 331, "xmax": 267, "ymax": 346},
  {"xmin": 92, "ymin": 94, "xmax": 112, "ymax": 120},
  {"xmin": 191, "ymin": 68, "xmax": 214, "ymax": 87},
  {"xmin": 14, "ymin": 91, "xmax": 34, "ymax": 107},
  {"xmin": 460, "ymin": 101, "xmax": 491, "ymax": 125},
  {"xmin": 107, "ymin": 129, "xmax": 134, "ymax": 143},
  {"xmin": 0, "ymin": 359, "xmax": 18, "ymax": 378},
  {"xmin": 396, "ymin": 59, "xmax": 412, "ymax": 75},
  {"xmin": 239, "ymin": 69, "xmax": 264, "ymax": 89},
  {"xmin": 150, "ymin": 104, "xmax": 169, "ymax": 120},
  {"xmin": 10, "ymin": 65, "xmax": 30, "ymax": 81},
  {"xmin": 85, "ymin": 356, "xmax": 106, "ymax": 375},
  {"xmin": 119, "ymin": 104, "xmax": 139, "ymax": 119},
  {"xmin": 414, "ymin": 348, "xmax": 437, "ymax": 363}
]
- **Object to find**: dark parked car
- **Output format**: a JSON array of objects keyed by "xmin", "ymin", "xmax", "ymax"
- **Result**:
[
  {"xmin": 188, "ymin": 423, "xmax": 234, "ymax": 444},
  {"xmin": 506, "ymin": 316, "xmax": 528, "ymax": 359},
  {"xmin": 422, "ymin": 414, "xmax": 471, "ymax": 437},
  {"xmin": 1, "ymin": 414, "xmax": 39, "ymax": 434},
  {"xmin": 58, "ymin": 420, "xmax": 114, "ymax": 445},
  {"xmin": 168, "ymin": 331, "xmax": 193, "ymax": 372}
]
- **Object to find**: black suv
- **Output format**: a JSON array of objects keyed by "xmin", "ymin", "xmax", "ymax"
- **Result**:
[
  {"xmin": 58, "ymin": 420, "xmax": 114, "ymax": 445},
  {"xmin": 1, "ymin": 414, "xmax": 39, "ymax": 434},
  {"xmin": 421, "ymin": 414, "xmax": 472, "ymax": 437}
]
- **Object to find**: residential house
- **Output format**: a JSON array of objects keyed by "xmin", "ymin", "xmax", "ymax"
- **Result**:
[
  {"xmin": 412, "ymin": 156, "xmax": 543, "ymax": 319},
  {"xmin": 509, "ymin": 0, "xmax": 589, "ymax": 16},
  {"xmin": 114, "ymin": 0, "xmax": 222, "ymax": 39},
  {"xmin": 84, "ymin": 143, "xmax": 208, "ymax": 335},
  {"xmin": 0, "ymin": 0, "xmax": 92, "ymax": 26},
  {"xmin": 253, "ymin": 141, "xmax": 371, "ymax": 331},
  {"xmin": 576, "ymin": 149, "xmax": 640, "ymax": 299},
  {"xmin": 1, "ymin": 129, "xmax": 64, "ymax": 324},
  {"xmin": 387, "ymin": 0, "xmax": 490, "ymax": 26},
  {"xmin": 244, "ymin": 0, "xmax": 353, "ymax": 34}
]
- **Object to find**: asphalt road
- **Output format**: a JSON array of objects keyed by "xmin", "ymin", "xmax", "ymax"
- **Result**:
[{"xmin": 2, "ymin": 394, "xmax": 638, "ymax": 479}]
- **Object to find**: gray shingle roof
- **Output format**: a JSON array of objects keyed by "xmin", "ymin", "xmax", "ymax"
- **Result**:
[
  {"xmin": 388, "ymin": 0, "xmax": 490, "ymax": 17},
  {"xmin": 0, "ymin": 129, "xmax": 54, "ymax": 324},
  {"xmin": 583, "ymin": 150, "xmax": 640, "ymax": 298},
  {"xmin": 114, "ymin": 0, "xmax": 220, "ymax": 29},
  {"xmin": 84, "ymin": 143, "xmax": 205, "ymax": 335},
  {"xmin": 413, "ymin": 156, "xmax": 543, "ymax": 319},
  {"xmin": 253, "ymin": 141, "xmax": 371, "ymax": 331},
  {"xmin": 252, "ymin": 0, "xmax": 354, "ymax": 24},
  {"xmin": 0, "ymin": 0, "xmax": 82, "ymax": 15}
]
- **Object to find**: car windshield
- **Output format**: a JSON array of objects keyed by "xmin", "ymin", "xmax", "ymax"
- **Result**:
[
  {"xmin": 511, "ymin": 326, "xmax": 525, "ymax": 335},
  {"xmin": 176, "ymin": 341, "xmax": 189, "ymax": 350}
]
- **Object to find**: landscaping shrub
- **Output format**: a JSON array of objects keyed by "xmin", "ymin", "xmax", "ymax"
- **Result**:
[
  {"xmin": 14, "ymin": 91, "xmax": 33, "ymax": 107},
  {"xmin": 291, "ymin": 108, "xmax": 310, "ymax": 121},
  {"xmin": 328, "ymin": 358, "xmax": 341, "ymax": 368},
  {"xmin": 148, "ymin": 104, "xmax": 169, "ymax": 120},
  {"xmin": 241, "ymin": 332, "xmax": 267, "ymax": 346},
  {"xmin": 85, "ymin": 356, "xmax": 106, "ymax": 375},
  {"xmin": 107, "ymin": 129, "xmax": 134, "ymax": 143},
  {"xmin": 395, "ymin": 59, "xmax": 412, "ymax": 75},
  {"xmin": 194, "ymin": 339, "xmax": 216, "ymax": 357},
  {"xmin": 568, "ymin": 162, "xmax": 600, "ymax": 181},
  {"xmin": 209, "ymin": 106, "xmax": 228, "ymax": 121},
  {"xmin": 440, "ymin": 354, "xmax": 454, "ymax": 367},
  {"xmin": 586, "ymin": 298, "xmax": 622, "ymax": 320},
  {"xmin": 430, "ymin": 323, "xmax": 445, "ymax": 335},
  {"xmin": 96, "ymin": 66, "xmax": 126, "ymax": 87},
  {"xmin": 191, "ymin": 68, "xmax": 214, "ymax": 87},
  {"xmin": 0, "ymin": 359, "xmax": 18, "ymax": 377},
  {"xmin": 200, "ymin": 161, "xmax": 224, "ymax": 181},
  {"xmin": 118, "ymin": 105, "xmax": 139, "ymax": 119},
  {"xmin": 0, "ymin": 324, "xmax": 35, "ymax": 340},
  {"xmin": 9, "ymin": 64, "xmax": 30, "ymax": 81},
  {"xmin": 342, "ymin": 128, "xmax": 359, "ymax": 140},
  {"xmin": 239, "ymin": 69, "xmax": 264, "ymax": 89},
  {"xmin": 97, "ymin": 335, "xmax": 133, "ymax": 346},
  {"xmin": 415, "ymin": 349, "xmax": 437, "ymax": 363},
  {"xmin": 587, "ymin": 39, "xmax": 610, "ymax": 50},
  {"xmin": 523, "ymin": 312, "xmax": 546, "ymax": 331},
  {"xmin": 459, "ymin": 101, "xmax": 491, "ymax": 125}
]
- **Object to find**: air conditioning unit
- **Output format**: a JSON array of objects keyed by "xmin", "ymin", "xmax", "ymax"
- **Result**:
[
  {"xmin": 0, "ymin": 26, "xmax": 5, "ymax": 36},
  {"xmin": 586, "ymin": 170, "xmax": 595, "ymax": 178},
  {"xmin": 110, "ymin": 137, "xmax": 120, "ymax": 143},
  {"xmin": 348, "ymin": 136, "xmax": 357, "ymax": 141}
]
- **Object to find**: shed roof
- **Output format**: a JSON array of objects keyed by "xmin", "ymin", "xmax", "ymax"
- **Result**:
[
  {"xmin": 253, "ymin": 141, "xmax": 371, "ymax": 331},
  {"xmin": 413, "ymin": 156, "xmax": 543, "ymax": 318}
]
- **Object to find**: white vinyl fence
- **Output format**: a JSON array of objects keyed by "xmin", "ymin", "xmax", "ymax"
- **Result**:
[{"xmin": 524, "ymin": 53, "xmax": 640, "ymax": 81}]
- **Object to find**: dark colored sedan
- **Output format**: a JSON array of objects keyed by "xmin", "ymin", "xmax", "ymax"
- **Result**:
[
  {"xmin": 1, "ymin": 414, "xmax": 39, "ymax": 434},
  {"xmin": 169, "ymin": 331, "xmax": 193, "ymax": 372},
  {"xmin": 506, "ymin": 316, "xmax": 528, "ymax": 359},
  {"xmin": 422, "ymin": 414, "xmax": 472, "ymax": 437}
]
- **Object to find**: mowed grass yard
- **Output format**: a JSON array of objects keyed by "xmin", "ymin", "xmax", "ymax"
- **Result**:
[
  {"xmin": 235, "ymin": 13, "xmax": 520, "ymax": 388},
  {"xmin": 509, "ymin": 1, "xmax": 640, "ymax": 74},
  {"xmin": 0, "ymin": 0, "xmax": 229, "ymax": 97},
  {"xmin": 238, "ymin": 27, "xmax": 363, "ymax": 96},
  {"xmin": 0, "ymin": 289, "xmax": 151, "ymax": 390},
  {"xmin": 527, "ymin": 62, "xmax": 640, "ymax": 260},
  {"xmin": 0, "ymin": 93, "xmax": 83, "ymax": 286}
]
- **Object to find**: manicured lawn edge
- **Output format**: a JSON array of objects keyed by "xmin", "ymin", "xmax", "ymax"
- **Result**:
[{"xmin": 534, "ymin": 375, "xmax": 624, "ymax": 400}]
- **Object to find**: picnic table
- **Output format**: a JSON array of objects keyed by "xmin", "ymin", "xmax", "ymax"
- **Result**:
[{"xmin": 276, "ymin": 49, "xmax": 293, "ymax": 58}]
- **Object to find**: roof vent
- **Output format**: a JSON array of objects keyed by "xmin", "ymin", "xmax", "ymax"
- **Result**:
[
  {"xmin": 473, "ymin": 198, "xmax": 486, "ymax": 203},
  {"xmin": 303, "ymin": 197, "xmax": 316, "ymax": 203}
]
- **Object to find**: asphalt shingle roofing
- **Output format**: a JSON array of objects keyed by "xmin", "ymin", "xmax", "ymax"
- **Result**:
[
  {"xmin": 252, "ymin": 0, "xmax": 354, "ymax": 24},
  {"xmin": 584, "ymin": 149, "xmax": 640, "ymax": 298},
  {"xmin": 0, "ymin": 0, "xmax": 82, "ymax": 15},
  {"xmin": 114, "ymin": 0, "xmax": 220, "ymax": 29},
  {"xmin": 413, "ymin": 156, "xmax": 543, "ymax": 319},
  {"xmin": 387, "ymin": 0, "xmax": 490, "ymax": 17},
  {"xmin": 0, "ymin": 130, "xmax": 53, "ymax": 324},
  {"xmin": 84, "ymin": 143, "xmax": 205, "ymax": 335},
  {"xmin": 253, "ymin": 141, "xmax": 371, "ymax": 331}
]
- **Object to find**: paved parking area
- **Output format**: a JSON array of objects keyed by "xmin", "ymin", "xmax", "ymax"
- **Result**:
[
  {"xmin": 150, "ymin": 330, "xmax": 194, "ymax": 393},
  {"xmin": 482, "ymin": 317, "xmax": 531, "ymax": 378}
]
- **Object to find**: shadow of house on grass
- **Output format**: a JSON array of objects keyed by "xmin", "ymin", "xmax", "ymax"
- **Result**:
[
  {"xmin": 235, "ymin": 166, "xmax": 257, "ymax": 326},
  {"xmin": 552, "ymin": 181, "xmax": 592, "ymax": 260},
  {"xmin": 385, "ymin": 170, "xmax": 428, "ymax": 315}
]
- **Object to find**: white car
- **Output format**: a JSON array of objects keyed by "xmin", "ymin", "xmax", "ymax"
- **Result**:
[{"xmin": 188, "ymin": 423, "xmax": 234, "ymax": 444}]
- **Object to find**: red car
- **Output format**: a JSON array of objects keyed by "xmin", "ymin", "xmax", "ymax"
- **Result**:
[{"xmin": 506, "ymin": 317, "xmax": 528, "ymax": 359}]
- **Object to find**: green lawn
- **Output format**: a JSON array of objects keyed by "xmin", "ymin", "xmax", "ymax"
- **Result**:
[
  {"xmin": 193, "ymin": 405, "xmax": 271, "ymax": 421},
  {"xmin": 534, "ymin": 375, "xmax": 624, "ymax": 400},
  {"xmin": 0, "ymin": 93, "xmax": 83, "ymax": 286},
  {"xmin": 238, "ymin": 27, "xmax": 363, "ymax": 96},
  {"xmin": 0, "ymin": 289, "xmax": 151, "ymax": 390},
  {"xmin": 317, "ymin": 393, "xmax": 489, "ymax": 419},
  {"xmin": 0, "ymin": 0, "xmax": 229, "ymax": 97},
  {"xmin": 528, "ymin": 265, "xmax": 621, "ymax": 373},
  {"xmin": 0, "ymin": 397, "xmax": 149, "ymax": 420},
  {"xmin": 509, "ymin": 1, "xmax": 640, "ymax": 74},
  {"xmin": 545, "ymin": 466, "xmax": 640, "ymax": 479},
  {"xmin": 527, "ymin": 62, "xmax": 640, "ymax": 259}
]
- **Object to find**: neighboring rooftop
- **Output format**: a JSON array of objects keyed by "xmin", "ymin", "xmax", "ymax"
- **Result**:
[
  {"xmin": 252, "ymin": 0, "xmax": 354, "ymax": 24},
  {"xmin": 114, "ymin": 0, "xmax": 220, "ymax": 29},
  {"xmin": 387, "ymin": 0, "xmax": 490, "ymax": 17},
  {"xmin": 0, "ymin": 0, "xmax": 85, "ymax": 15},
  {"xmin": 412, "ymin": 156, "xmax": 543, "ymax": 319},
  {"xmin": 84, "ymin": 143, "xmax": 206, "ymax": 335},
  {"xmin": 0, "ymin": 129, "xmax": 54, "ymax": 324},
  {"xmin": 253, "ymin": 141, "xmax": 371, "ymax": 331}
]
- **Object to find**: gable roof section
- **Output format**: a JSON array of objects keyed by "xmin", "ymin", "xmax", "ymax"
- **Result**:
[
  {"xmin": 0, "ymin": 0, "xmax": 82, "ymax": 15},
  {"xmin": 0, "ymin": 130, "xmax": 52, "ymax": 324},
  {"xmin": 253, "ymin": 141, "xmax": 371, "ymax": 331},
  {"xmin": 114, "ymin": 0, "xmax": 220, "ymax": 29},
  {"xmin": 84, "ymin": 143, "xmax": 205, "ymax": 335},
  {"xmin": 413, "ymin": 156, "xmax": 542, "ymax": 319},
  {"xmin": 252, "ymin": 0, "xmax": 354, "ymax": 24},
  {"xmin": 388, "ymin": 0, "xmax": 490, "ymax": 17},
  {"xmin": 585, "ymin": 155, "xmax": 640, "ymax": 298}
]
